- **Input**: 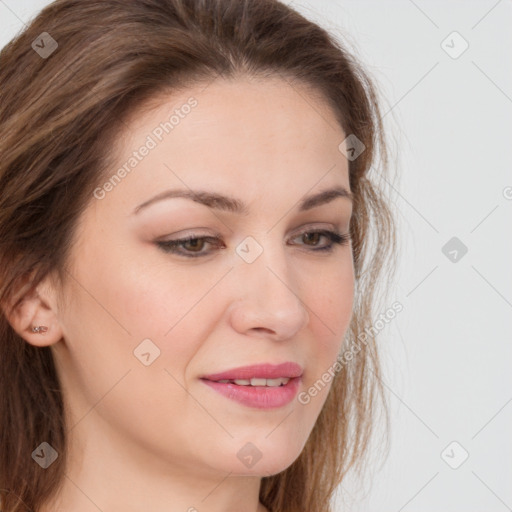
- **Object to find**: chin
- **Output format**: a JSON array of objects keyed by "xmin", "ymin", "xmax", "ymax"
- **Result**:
[
  {"xmin": 231, "ymin": 455, "xmax": 300, "ymax": 478},
  {"xmin": 220, "ymin": 440, "xmax": 303, "ymax": 477}
]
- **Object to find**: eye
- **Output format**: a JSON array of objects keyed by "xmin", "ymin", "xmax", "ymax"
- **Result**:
[
  {"xmin": 156, "ymin": 235, "xmax": 223, "ymax": 257},
  {"xmin": 155, "ymin": 229, "xmax": 351, "ymax": 258},
  {"xmin": 289, "ymin": 229, "xmax": 351, "ymax": 252}
]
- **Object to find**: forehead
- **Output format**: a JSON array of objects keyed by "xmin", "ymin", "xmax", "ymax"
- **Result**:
[
  {"xmin": 103, "ymin": 76, "xmax": 351, "ymax": 212},
  {"xmin": 118, "ymin": 75, "xmax": 346, "ymax": 157}
]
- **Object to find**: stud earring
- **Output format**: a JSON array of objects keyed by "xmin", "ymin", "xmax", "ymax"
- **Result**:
[{"xmin": 32, "ymin": 325, "xmax": 48, "ymax": 334}]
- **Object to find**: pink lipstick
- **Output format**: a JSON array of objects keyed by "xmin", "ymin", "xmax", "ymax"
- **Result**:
[{"xmin": 201, "ymin": 362, "xmax": 303, "ymax": 409}]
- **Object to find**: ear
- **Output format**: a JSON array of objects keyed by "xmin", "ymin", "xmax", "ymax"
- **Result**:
[{"xmin": 1, "ymin": 270, "xmax": 64, "ymax": 347}]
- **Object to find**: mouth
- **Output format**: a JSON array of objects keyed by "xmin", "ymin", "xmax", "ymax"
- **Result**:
[
  {"xmin": 200, "ymin": 362, "xmax": 303, "ymax": 409},
  {"xmin": 207, "ymin": 377, "xmax": 291, "ymax": 387},
  {"xmin": 201, "ymin": 361, "xmax": 303, "ymax": 382}
]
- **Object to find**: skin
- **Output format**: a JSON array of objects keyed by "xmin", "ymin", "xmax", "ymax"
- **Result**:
[{"xmin": 8, "ymin": 75, "xmax": 354, "ymax": 512}]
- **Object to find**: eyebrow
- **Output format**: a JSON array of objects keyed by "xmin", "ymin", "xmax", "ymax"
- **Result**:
[{"xmin": 132, "ymin": 185, "xmax": 353, "ymax": 215}]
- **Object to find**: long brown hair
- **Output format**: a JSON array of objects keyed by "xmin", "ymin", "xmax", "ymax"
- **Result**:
[{"xmin": 0, "ymin": 1, "xmax": 397, "ymax": 510}]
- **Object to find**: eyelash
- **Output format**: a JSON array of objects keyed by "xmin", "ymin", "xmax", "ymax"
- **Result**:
[{"xmin": 156, "ymin": 229, "xmax": 351, "ymax": 258}]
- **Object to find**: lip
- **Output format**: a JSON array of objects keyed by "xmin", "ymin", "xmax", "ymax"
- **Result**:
[
  {"xmin": 201, "ymin": 362, "xmax": 303, "ymax": 381},
  {"xmin": 200, "ymin": 362, "xmax": 303, "ymax": 410},
  {"xmin": 201, "ymin": 376, "xmax": 302, "ymax": 409}
]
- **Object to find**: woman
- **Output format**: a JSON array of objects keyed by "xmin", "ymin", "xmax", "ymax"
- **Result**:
[{"xmin": 0, "ymin": 0, "xmax": 397, "ymax": 511}]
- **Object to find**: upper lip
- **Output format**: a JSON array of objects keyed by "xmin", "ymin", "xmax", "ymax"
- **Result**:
[{"xmin": 202, "ymin": 362, "xmax": 303, "ymax": 381}]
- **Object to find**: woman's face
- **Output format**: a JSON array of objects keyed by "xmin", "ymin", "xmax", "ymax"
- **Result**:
[{"xmin": 50, "ymin": 76, "xmax": 355, "ymax": 478}]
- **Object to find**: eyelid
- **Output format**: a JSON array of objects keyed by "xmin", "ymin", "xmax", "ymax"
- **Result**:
[
  {"xmin": 154, "ymin": 228, "xmax": 223, "ymax": 242},
  {"xmin": 157, "ymin": 222, "xmax": 344, "ymax": 242},
  {"xmin": 155, "ymin": 224, "xmax": 350, "ymax": 259},
  {"xmin": 291, "ymin": 222, "xmax": 344, "ymax": 235}
]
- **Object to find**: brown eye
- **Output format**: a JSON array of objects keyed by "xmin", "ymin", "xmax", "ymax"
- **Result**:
[
  {"xmin": 302, "ymin": 232, "xmax": 321, "ymax": 246},
  {"xmin": 182, "ymin": 238, "xmax": 206, "ymax": 252},
  {"xmin": 290, "ymin": 229, "xmax": 351, "ymax": 253},
  {"xmin": 156, "ymin": 235, "xmax": 223, "ymax": 258}
]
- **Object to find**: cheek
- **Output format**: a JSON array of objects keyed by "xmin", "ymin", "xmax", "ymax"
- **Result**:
[
  {"xmin": 306, "ymin": 256, "xmax": 354, "ymax": 335},
  {"xmin": 59, "ymin": 235, "xmax": 223, "ymax": 391},
  {"xmin": 110, "ymin": 257, "xmax": 229, "ymax": 370},
  {"xmin": 100, "ymin": 239, "xmax": 213, "ymax": 326},
  {"xmin": 56, "ymin": 261, "xmax": 217, "ymax": 457},
  {"xmin": 301, "ymin": 258, "xmax": 354, "ymax": 388}
]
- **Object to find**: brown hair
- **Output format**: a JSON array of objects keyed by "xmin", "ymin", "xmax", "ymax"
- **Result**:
[{"xmin": 0, "ymin": 0, "xmax": 397, "ymax": 511}]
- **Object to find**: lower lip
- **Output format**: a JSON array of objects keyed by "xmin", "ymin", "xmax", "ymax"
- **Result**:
[{"xmin": 201, "ymin": 377, "xmax": 301, "ymax": 409}]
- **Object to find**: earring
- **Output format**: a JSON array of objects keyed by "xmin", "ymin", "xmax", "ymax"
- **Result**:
[{"xmin": 32, "ymin": 325, "xmax": 48, "ymax": 334}]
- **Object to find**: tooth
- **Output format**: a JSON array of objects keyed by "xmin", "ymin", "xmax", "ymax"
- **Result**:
[
  {"xmin": 266, "ymin": 378, "xmax": 290, "ymax": 387},
  {"xmin": 250, "ymin": 378, "xmax": 267, "ymax": 386},
  {"xmin": 226, "ymin": 377, "xmax": 292, "ymax": 387},
  {"xmin": 233, "ymin": 379, "xmax": 251, "ymax": 386}
]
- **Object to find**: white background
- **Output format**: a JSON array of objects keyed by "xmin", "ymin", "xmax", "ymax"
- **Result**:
[{"xmin": 1, "ymin": 1, "xmax": 511, "ymax": 511}]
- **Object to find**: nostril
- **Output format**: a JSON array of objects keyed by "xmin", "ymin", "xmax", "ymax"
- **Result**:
[{"xmin": 251, "ymin": 327, "xmax": 274, "ymax": 335}]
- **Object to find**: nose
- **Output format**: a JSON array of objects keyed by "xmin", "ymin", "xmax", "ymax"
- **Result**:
[{"xmin": 228, "ymin": 243, "xmax": 310, "ymax": 341}]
